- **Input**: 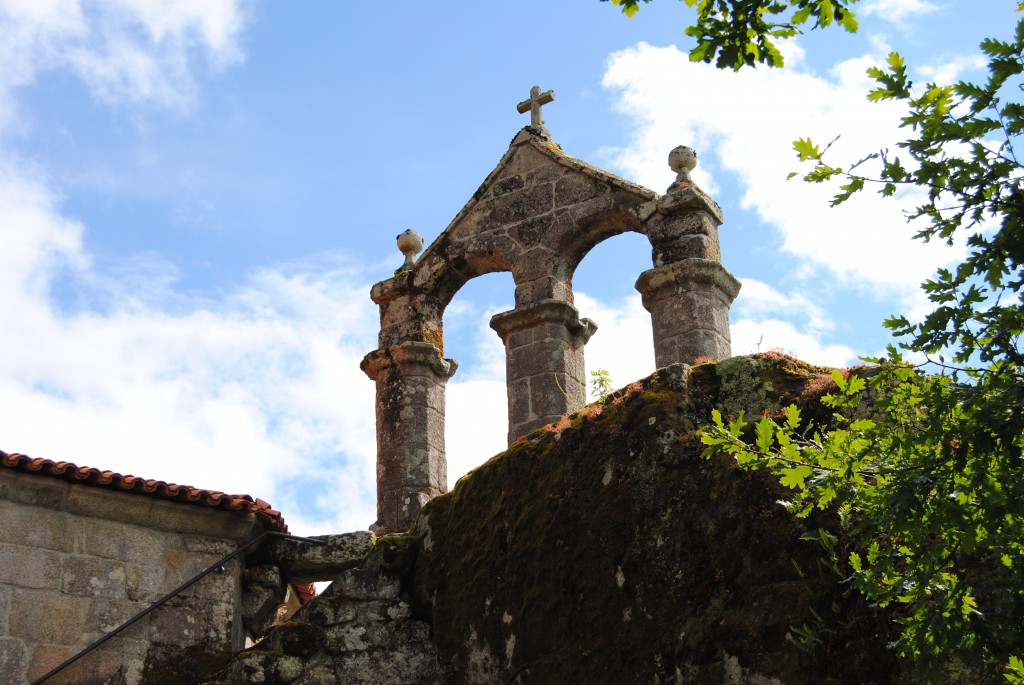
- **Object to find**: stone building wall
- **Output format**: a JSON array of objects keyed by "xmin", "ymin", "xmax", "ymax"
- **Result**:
[{"xmin": 0, "ymin": 466, "xmax": 269, "ymax": 685}]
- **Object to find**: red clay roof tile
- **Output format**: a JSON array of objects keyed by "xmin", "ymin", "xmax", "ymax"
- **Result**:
[{"xmin": 0, "ymin": 451, "xmax": 287, "ymax": 532}]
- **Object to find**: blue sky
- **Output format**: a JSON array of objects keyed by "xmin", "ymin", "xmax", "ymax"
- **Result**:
[{"xmin": 0, "ymin": 0, "xmax": 1012, "ymax": 533}]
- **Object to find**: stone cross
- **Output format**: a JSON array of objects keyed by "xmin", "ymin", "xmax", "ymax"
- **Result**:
[{"xmin": 516, "ymin": 85, "xmax": 555, "ymax": 130}]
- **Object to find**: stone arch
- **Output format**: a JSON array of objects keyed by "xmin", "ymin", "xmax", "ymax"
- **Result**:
[{"xmin": 362, "ymin": 127, "xmax": 741, "ymax": 531}]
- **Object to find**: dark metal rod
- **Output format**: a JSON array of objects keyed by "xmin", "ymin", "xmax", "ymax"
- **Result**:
[{"xmin": 30, "ymin": 531, "xmax": 325, "ymax": 685}]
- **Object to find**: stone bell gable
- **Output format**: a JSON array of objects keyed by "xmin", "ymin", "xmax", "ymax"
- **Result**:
[{"xmin": 362, "ymin": 88, "xmax": 742, "ymax": 532}]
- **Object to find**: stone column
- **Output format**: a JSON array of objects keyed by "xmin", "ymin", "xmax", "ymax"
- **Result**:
[
  {"xmin": 360, "ymin": 342, "xmax": 457, "ymax": 533},
  {"xmin": 490, "ymin": 299, "xmax": 597, "ymax": 444},
  {"xmin": 636, "ymin": 259, "xmax": 741, "ymax": 367},
  {"xmin": 636, "ymin": 145, "xmax": 742, "ymax": 367}
]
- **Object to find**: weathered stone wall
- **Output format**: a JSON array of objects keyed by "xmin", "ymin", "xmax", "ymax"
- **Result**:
[
  {"xmin": 203, "ymin": 355, "xmax": 919, "ymax": 684},
  {"xmin": 205, "ymin": 533, "xmax": 437, "ymax": 685},
  {"xmin": 0, "ymin": 470, "xmax": 264, "ymax": 684},
  {"xmin": 410, "ymin": 356, "xmax": 907, "ymax": 684}
]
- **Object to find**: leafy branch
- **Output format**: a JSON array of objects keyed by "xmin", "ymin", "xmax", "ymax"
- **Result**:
[
  {"xmin": 705, "ymin": 10, "xmax": 1024, "ymax": 681},
  {"xmin": 602, "ymin": 0, "xmax": 858, "ymax": 69}
]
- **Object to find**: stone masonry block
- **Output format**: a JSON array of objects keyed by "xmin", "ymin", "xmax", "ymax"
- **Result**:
[
  {"xmin": 0, "ymin": 501, "xmax": 75, "ymax": 553},
  {"xmin": 299, "ymin": 598, "xmax": 408, "ymax": 630},
  {"xmin": 654, "ymin": 338, "xmax": 680, "ymax": 367},
  {"xmin": 194, "ymin": 557, "xmax": 240, "ymax": 600},
  {"xmin": 74, "ymin": 634, "xmax": 149, "ymax": 682},
  {"xmin": 565, "ymin": 193, "xmax": 619, "ymax": 227},
  {"xmin": 501, "ymin": 144, "xmax": 546, "ymax": 177},
  {"xmin": 242, "ymin": 586, "xmax": 282, "ymax": 638},
  {"xmin": 484, "ymin": 183, "xmax": 553, "ymax": 226},
  {"xmin": 510, "ymin": 246, "xmax": 565, "ymax": 283},
  {"xmin": 85, "ymin": 596, "xmax": 149, "ymax": 636},
  {"xmin": 60, "ymin": 554, "xmax": 127, "ymax": 599},
  {"xmin": 63, "ymin": 486, "xmax": 257, "ymax": 540},
  {"xmin": 513, "ymin": 272, "xmax": 572, "ymax": 305},
  {"xmin": 161, "ymin": 548, "xmax": 219, "ymax": 594},
  {"xmin": 0, "ymin": 470, "xmax": 67, "ymax": 511},
  {"xmin": 324, "ymin": 618, "xmax": 431, "ymax": 656},
  {"xmin": 222, "ymin": 651, "xmax": 304, "ymax": 684},
  {"xmin": 541, "ymin": 322, "xmax": 574, "ymax": 344},
  {"xmin": 148, "ymin": 604, "xmax": 206, "ymax": 646},
  {"xmin": 82, "ymin": 518, "xmax": 166, "ymax": 564},
  {"xmin": 149, "ymin": 591, "xmax": 234, "ymax": 647},
  {"xmin": 184, "ymin": 536, "xmax": 237, "ymax": 556},
  {"xmin": 555, "ymin": 173, "xmax": 609, "ymax": 207},
  {"xmin": 654, "ymin": 234, "xmax": 720, "ymax": 264},
  {"xmin": 490, "ymin": 174, "xmax": 525, "ymax": 198},
  {"xmin": 254, "ymin": 532, "xmax": 374, "ymax": 585},
  {"xmin": 125, "ymin": 560, "xmax": 165, "ymax": 601},
  {"xmin": 508, "ymin": 343, "xmax": 548, "ymax": 378},
  {"xmin": 0, "ymin": 543, "xmax": 61, "ymax": 590},
  {"xmin": 508, "ymin": 213, "xmax": 554, "ymax": 248},
  {"xmin": 524, "ymin": 163, "xmax": 563, "ymax": 187},
  {"xmin": 504, "ymin": 328, "xmax": 533, "ymax": 350},
  {"xmin": 460, "ymin": 234, "xmax": 520, "ymax": 274},
  {"xmin": 655, "ymin": 184, "xmax": 724, "ymax": 222},
  {"xmin": 11, "ymin": 589, "xmax": 90, "ymax": 643},
  {"xmin": 672, "ymin": 329, "xmax": 731, "ymax": 364},
  {"xmin": 375, "ymin": 488, "xmax": 417, "ymax": 534},
  {"xmin": 530, "ymin": 373, "xmax": 575, "ymax": 418},
  {"xmin": 331, "ymin": 569, "xmax": 401, "ymax": 602},
  {"xmin": 508, "ymin": 377, "xmax": 534, "ymax": 424},
  {"xmin": 26, "ymin": 644, "xmax": 78, "ymax": 685},
  {"xmin": 0, "ymin": 637, "xmax": 27, "ymax": 684},
  {"xmin": 296, "ymin": 596, "xmax": 361, "ymax": 628},
  {"xmin": 566, "ymin": 352, "xmax": 586, "ymax": 384},
  {"xmin": 651, "ymin": 293, "xmax": 730, "ymax": 340},
  {"xmin": 673, "ymin": 209, "xmax": 720, "ymax": 237}
]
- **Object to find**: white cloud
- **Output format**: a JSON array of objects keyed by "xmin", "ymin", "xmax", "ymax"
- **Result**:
[
  {"xmin": 861, "ymin": 0, "xmax": 939, "ymax": 22},
  {"xmin": 917, "ymin": 54, "xmax": 987, "ymax": 85},
  {"xmin": 575, "ymin": 291, "xmax": 656, "ymax": 390},
  {"xmin": 601, "ymin": 41, "xmax": 963, "ymax": 300},
  {"xmin": 0, "ymin": 0, "xmax": 247, "ymax": 114},
  {"xmin": 0, "ymin": 164, "xmax": 382, "ymax": 534},
  {"xmin": 730, "ymin": 279, "xmax": 857, "ymax": 366},
  {"xmin": 446, "ymin": 377, "xmax": 508, "ymax": 483},
  {"xmin": 733, "ymin": 278, "xmax": 834, "ymax": 334},
  {"xmin": 0, "ymin": 2, "xmax": 387, "ymax": 531},
  {"xmin": 730, "ymin": 318, "xmax": 856, "ymax": 367},
  {"xmin": 444, "ymin": 308, "xmax": 509, "ymax": 482}
]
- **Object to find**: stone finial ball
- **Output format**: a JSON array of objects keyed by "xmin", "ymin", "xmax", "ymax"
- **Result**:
[
  {"xmin": 668, "ymin": 145, "xmax": 697, "ymax": 175},
  {"xmin": 396, "ymin": 229, "xmax": 424, "ymax": 257}
]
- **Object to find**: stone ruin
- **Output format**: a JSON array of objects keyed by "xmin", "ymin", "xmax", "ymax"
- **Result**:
[{"xmin": 361, "ymin": 87, "xmax": 741, "ymax": 532}]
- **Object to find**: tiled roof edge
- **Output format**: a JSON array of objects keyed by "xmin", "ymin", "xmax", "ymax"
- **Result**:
[{"xmin": 0, "ymin": 451, "xmax": 287, "ymax": 532}]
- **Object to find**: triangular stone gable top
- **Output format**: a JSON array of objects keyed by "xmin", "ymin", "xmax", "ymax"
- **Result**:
[
  {"xmin": 362, "ymin": 126, "xmax": 740, "ymax": 532},
  {"xmin": 369, "ymin": 130, "xmax": 659, "ymax": 353}
]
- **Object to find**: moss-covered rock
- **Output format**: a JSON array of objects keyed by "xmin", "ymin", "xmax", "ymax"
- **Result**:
[{"xmin": 413, "ymin": 355, "xmax": 907, "ymax": 684}]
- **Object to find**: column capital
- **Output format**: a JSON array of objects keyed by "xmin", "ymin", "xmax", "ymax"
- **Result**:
[
  {"xmin": 635, "ymin": 259, "xmax": 741, "ymax": 311},
  {"xmin": 654, "ymin": 185, "xmax": 724, "ymax": 224},
  {"xmin": 360, "ymin": 341, "xmax": 458, "ymax": 382},
  {"xmin": 489, "ymin": 299, "xmax": 597, "ymax": 343}
]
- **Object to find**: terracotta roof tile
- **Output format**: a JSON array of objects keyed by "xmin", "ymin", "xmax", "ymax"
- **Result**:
[{"xmin": 0, "ymin": 451, "xmax": 287, "ymax": 532}]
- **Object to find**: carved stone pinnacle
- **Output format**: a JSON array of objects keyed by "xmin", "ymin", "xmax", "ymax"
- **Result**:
[
  {"xmin": 395, "ymin": 229, "xmax": 424, "ymax": 275},
  {"xmin": 668, "ymin": 145, "xmax": 697, "ymax": 190}
]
